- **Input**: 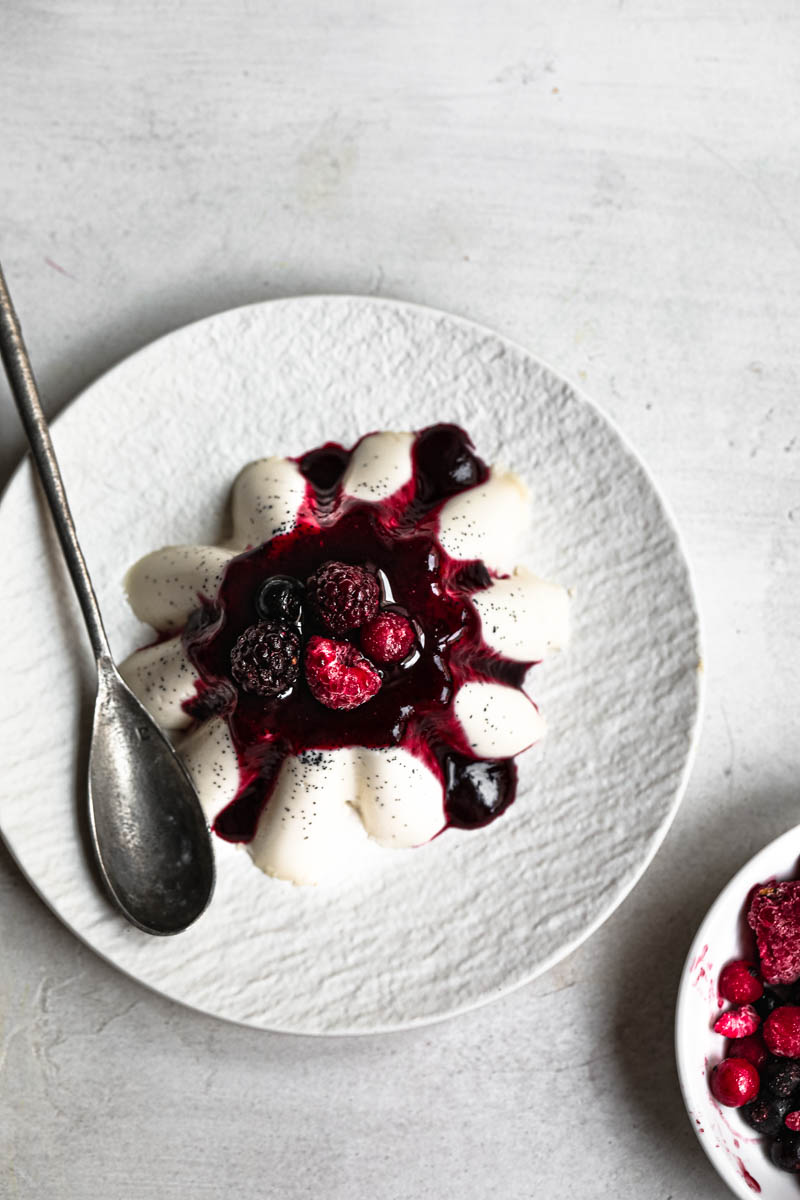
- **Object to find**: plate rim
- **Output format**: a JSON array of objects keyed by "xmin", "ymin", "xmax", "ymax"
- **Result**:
[{"xmin": 0, "ymin": 292, "xmax": 706, "ymax": 1035}]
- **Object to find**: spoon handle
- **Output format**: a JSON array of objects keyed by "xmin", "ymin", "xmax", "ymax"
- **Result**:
[{"xmin": 0, "ymin": 263, "xmax": 112, "ymax": 664}]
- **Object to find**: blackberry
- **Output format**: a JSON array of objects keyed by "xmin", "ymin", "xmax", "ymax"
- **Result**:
[
  {"xmin": 764, "ymin": 1057, "xmax": 800, "ymax": 1097},
  {"xmin": 230, "ymin": 621, "xmax": 300, "ymax": 697},
  {"xmin": 256, "ymin": 575, "xmax": 304, "ymax": 626},
  {"xmin": 307, "ymin": 561, "xmax": 379, "ymax": 634},
  {"xmin": 742, "ymin": 1091, "xmax": 790, "ymax": 1136}
]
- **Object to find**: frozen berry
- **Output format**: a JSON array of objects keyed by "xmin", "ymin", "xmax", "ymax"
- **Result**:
[
  {"xmin": 748, "ymin": 881, "xmax": 800, "ymax": 985},
  {"xmin": 360, "ymin": 612, "xmax": 416, "ymax": 663},
  {"xmin": 304, "ymin": 636, "xmax": 381, "ymax": 710},
  {"xmin": 727, "ymin": 1035, "xmax": 768, "ymax": 1069},
  {"xmin": 771, "ymin": 1131, "xmax": 800, "ymax": 1171},
  {"xmin": 718, "ymin": 960, "xmax": 764, "ymax": 1005},
  {"xmin": 710, "ymin": 1058, "xmax": 760, "ymax": 1107},
  {"xmin": 764, "ymin": 1057, "xmax": 800, "ymax": 1097},
  {"xmin": 743, "ymin": 1091, "xmax": 790, "ymax": 1135},
  {"xmin": 307, "ymin": 561, "xmax": 380, "ymax": 634},
  {"xmin": 230, "ymin": 621, "xmax": 300, "ymax": 697},
  {"xmin": 755, "ymin": 987, "xmax": 783, "ymax": 1021},
  {"xmin": 786, "ymin": 1111, "xmax": 800, "ymax": 1132},
  {"xmin": 443, "ymin": 754, "xmax": 516, "ymax": 828},
  {"xmin": 764, "ymin": 1007, "xmax": 800, "ymax": 1058},
  {"xmin": 714, "ymin": 1006, "xmax": 761, "ymax": 1038},
  {"xmin": 256, "ymin": 575, "xmax": 304, "ymax": 625}
]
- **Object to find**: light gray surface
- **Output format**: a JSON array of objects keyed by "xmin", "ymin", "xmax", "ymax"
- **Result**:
[{"xmin": 0, "ymin": 1, "xmax": 797, "ymax": 1196}]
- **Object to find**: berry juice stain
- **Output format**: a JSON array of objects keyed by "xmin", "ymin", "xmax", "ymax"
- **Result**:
[
  {"xmin": 737, "ymin": 1159, "xmax": 761, "ymax": 1192},
  {"xmin": 182, "ymin": 425, "xmax": 533, "ymax": 842}
]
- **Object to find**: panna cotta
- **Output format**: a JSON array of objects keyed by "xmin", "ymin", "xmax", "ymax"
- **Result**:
[{"xmin": 120, "ymin": 425, "xmax": 569, "ymax": 885}]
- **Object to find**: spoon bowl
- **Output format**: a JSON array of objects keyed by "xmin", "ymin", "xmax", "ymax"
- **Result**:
[{"xmin": 89, "ymin": 659, "xmax": 215, "ymax": 934}]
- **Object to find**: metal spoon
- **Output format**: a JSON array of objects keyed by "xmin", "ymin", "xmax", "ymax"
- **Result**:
[{"xmin": 0, "ymin": 264, "xmax": 215, "ymax": 935}]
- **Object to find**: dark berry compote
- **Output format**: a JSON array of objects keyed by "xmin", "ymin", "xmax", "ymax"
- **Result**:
[{"xmin": 120, "ymin": 423, "xmax": 569, "ymax": 882}]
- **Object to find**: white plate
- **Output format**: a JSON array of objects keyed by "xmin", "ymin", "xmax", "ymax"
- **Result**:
[
  {"xmin": 676, "ymin": 826, "xmax": 800, "ymax": 1199},
  {"xmin": 0, "ymin": 296, "xmax": 702, "ymax": 1034}
]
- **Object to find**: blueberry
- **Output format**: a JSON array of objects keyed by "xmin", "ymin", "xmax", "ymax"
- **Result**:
[
  {"xmin": 443, "ymin": 754, "xmax": 516, "ymax": 828},
  {"xmin": 754, "ymin": 987, "xmax": 783, "ymax": 1020},
  {"xmin": 771, "ymin": 1131, "xmax": 800, "ymax": 1172},
  {"xmin": 256, "ymin": 575, "xmax": 304, "ymax": 625},
  {"xmin": 788, "ymin": 981, "xmax": 800, "ymax": 1005},
  {"xmin": 742, "ymin": 1091, "xmax": 790, "ymax": 1136},
  {"xmin": 764, "ymin": 1057, "xmax": 800, "ymax": 1098}
]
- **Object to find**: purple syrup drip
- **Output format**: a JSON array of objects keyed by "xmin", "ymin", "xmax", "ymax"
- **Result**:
[{"xmin": 181, "ymin": 424, "xmax": 534, "ymax": 842}]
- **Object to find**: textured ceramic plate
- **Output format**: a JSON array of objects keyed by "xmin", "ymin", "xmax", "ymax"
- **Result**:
[{"xmin": 0, "ymin": 296, "xmax": 702, "ymax": 1034}]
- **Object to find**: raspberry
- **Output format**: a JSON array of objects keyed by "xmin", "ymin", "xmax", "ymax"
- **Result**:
[
  {"xmin": 726, "ymin": 1034, "xmax": 767, "ymax": 1068},
  {"xmin": 718, "ymin": 960, "xmax": 763, "ymax": 1005},
  {"xmin": 710, "ymin": 1058, "xmax": 760, "ymax": 1107},
  {"xmin": 360, "ymin": 612, "xmax": 416, "ymax": 663},
  {"xmin": 785, "ymin": 1111, "xmax": 800, "ymax": 1132},
  {"xmin": 714, "ymin": 1006, "xmax": 761, "ymax": 1038},
  {"xmin": 307, "ymin": 561, "xmax": 379, "ymax": 634},
  {"xmin": 304, "ymin": 636, "xmax": 381, "ymax": 710},
  {"xmin": 764, "ymin": 1006, "xmax": 800, "ymax": 1057},
  {"xmin": 230, "ymin": 621, "xmax": 300, "ymax": 696},
  {"xmin": 748, "ymin": 881, "xmax": 800, "ymax": 985}
]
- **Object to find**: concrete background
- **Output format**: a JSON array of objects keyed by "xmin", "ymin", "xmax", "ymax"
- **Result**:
[{"xmin": 1, "ymin": 2, "xmax": 798, "ymax": 1196}]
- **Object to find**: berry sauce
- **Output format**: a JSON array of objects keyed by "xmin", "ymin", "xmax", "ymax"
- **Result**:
[{"xmin": 182, "ymin": 425, "xmax": 535, "ymax": 843}]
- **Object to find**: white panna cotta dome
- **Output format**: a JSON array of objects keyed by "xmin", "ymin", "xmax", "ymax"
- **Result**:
[{"xmin": 120, "ymin": 427, "xmax": 569, "ymax": 886}]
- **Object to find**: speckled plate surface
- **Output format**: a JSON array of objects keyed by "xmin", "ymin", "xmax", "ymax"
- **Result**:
[{"xmin": 0, "ymin": 296, "xmax": 702, "ymax": 1034}]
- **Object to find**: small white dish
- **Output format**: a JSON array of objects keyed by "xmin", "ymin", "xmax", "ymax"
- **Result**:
[
  {"xmin": 676, "ymin": 824, "xmax": 800, "ymax": 1199},
  {"xmin": 0, "ymin": 296, "xmax": 703, "ymax": 1033}
]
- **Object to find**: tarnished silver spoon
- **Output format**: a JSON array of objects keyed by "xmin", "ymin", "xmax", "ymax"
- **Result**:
[{"xmin": 0, "ymin": 264, "xmax": 215, "ymax": 935}]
